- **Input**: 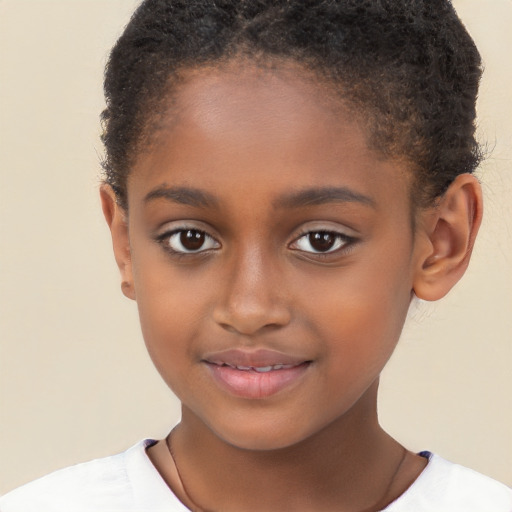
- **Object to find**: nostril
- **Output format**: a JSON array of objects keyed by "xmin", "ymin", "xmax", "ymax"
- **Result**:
[
  {"xmin": 216, "ymin": 317, "xmax": 290, "ymax": 336},
  {"xmin": 218, "ymin": 322, "xmax": 238, "ymax": 334}
]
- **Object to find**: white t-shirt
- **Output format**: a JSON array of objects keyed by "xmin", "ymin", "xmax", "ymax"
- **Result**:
[{"xmin": 1, "ymin": 440, "xmax": 511, "ymax": 512}]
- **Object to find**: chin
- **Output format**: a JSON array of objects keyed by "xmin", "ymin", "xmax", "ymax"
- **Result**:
[
  {"xmin": 223, "ymin": 432, "xmax": 305, "ymax": 452},
  {"xmin": 208, "ymin": 415, "xmax": 319, "ymax": 452}
]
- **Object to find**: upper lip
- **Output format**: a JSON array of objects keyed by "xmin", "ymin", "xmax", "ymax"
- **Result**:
[{"xmin": 203, "ymin": 348, "xmax": 309, "ymax": 368}]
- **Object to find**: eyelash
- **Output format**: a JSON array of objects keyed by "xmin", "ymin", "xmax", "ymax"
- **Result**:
[
  {"xmin": 289, "ymin": 230, "xmax": 356, "ymax": 258},
  {"xmin": 156, "ymin": 228, "xmax": 221, "ymax": 256},
  {"xmin": 156, "ymin": 227, "xmax": 356, "ymax": 259}
]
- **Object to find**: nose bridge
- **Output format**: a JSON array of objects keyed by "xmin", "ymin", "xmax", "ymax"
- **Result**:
[{"xmin": 213, "ymin": 241, "xmax": 290, "ymax": 335}]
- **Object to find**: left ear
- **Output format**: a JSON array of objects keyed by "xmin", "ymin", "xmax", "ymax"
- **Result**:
[{"xmin": 412, "ymin": 173, "xmax": 483, "ymax": 301}]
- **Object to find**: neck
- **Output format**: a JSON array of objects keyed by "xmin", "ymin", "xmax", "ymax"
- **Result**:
[{"xmin": 167, "ymin": 381, "xmax": 409, "ymax": 512}]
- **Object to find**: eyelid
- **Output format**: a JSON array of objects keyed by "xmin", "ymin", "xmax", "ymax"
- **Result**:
[
  {"xmin": 153, "ymin": 221, "xmax": 357, "ymax": 257},
  {"xmin": 290, "ymin": 222, "xmax": 357, "ymax": 241},
  {"xmin": 155, "ymin": 220, "xmax": 219, "ymax": 241},
  {"xmin": 288, "ymin": 224, "xmax": 358, "ymax": 256},
  {"xmin": 155, "ymin": 223, "xmax": 221, "ymax": 255}
]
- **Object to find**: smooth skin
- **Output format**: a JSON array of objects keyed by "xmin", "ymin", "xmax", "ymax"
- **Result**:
[{"xmin": 101, "ymin": 62, "xmax": 482, "ymax": 511}]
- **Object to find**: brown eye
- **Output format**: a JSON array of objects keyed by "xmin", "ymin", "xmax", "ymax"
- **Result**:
[
  {"xmin": 163, "ymin": 229, "xmax": 220, "ymax": 254},
  {"xmin": 180, "ymin": 230, "xmax": 205, "ymax": 251},
  {"xmin": 309, "ymin": 232, "xmax": 336, "ymax": 252},
  {"xmin": 291, "ymin": 230, "xmax": 352, "ymax": 254}
]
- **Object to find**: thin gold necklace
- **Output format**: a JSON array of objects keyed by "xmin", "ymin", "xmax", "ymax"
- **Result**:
[
  {"xmin": 166, "ymin": 428, "xmax": 209, "ymax": 512},
  {"xmin": 366, "ymin": 446, "xmax": 407, "ymax": 512},
  {"xmin": 166, "ymin": 428, "xmax": 407, "ymax": 512}
]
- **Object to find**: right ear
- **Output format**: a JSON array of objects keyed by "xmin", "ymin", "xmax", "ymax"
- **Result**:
[{"xmin": 100, "ymin": 185, "xmax": 136, "ymax": 300}]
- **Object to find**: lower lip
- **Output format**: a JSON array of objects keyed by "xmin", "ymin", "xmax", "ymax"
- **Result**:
[{"xmin": 205, "ymin": 362, "xmax": 311, "ymax": 399}]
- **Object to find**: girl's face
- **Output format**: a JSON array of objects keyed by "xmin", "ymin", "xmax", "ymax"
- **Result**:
[{"xmin": 123, "ymin": 64, "xmax": 423, "ymax": 450}]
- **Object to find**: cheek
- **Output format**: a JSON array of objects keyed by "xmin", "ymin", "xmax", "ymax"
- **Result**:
[
  {"xmin": 308, "ymin": 291, "xmax": 410, "ymax": 418},
  {"xmin": 131, "ymin": 254, "xmax": 208, "ymax": 383},
  {"xmin": 132, "ymin": 240, "xmax": 207, "ymax": 329},
  {"xmin": 304, "ymin": 254, "xmax": 413, "ymax": 371},
  {"xmin": 136, "ymin": 292, "xmax": 212, "ymax": 406}
]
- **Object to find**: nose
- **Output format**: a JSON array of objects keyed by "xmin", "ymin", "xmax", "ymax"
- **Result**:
[{"xmin": 212, "ymin": 248, "xmax": 291, "ymax": 336}]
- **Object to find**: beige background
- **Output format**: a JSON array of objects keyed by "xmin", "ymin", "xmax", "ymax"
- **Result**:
[{"xmin": 0, "ymin": 0, "xmax": 511, "ymax": 495}]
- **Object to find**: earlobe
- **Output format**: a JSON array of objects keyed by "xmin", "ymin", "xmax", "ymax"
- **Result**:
[
  {"xmin": 413, "ymin": 174, "xmax": 483, "ymax": 301},
  {"xmin": 100, "ymin": 185, "xmax": 136, "ymax": 300}
]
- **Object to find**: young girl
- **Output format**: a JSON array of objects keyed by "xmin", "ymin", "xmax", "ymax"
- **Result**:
[{"xmin": 1, "ymin": 0, "xmax": 511, "ymax": 510}]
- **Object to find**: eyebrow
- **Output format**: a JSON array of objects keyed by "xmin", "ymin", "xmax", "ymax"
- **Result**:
[
  {"xmin": 143, "ymin": 184, "xmax": 375, "ymax": 210},
  {"xmin": 144, "ymin": 185, "xmax": 219, "ymax": 208},
  {"xmin": 273, "ymin": 187, "xmax": 376, "ymax": 209}
]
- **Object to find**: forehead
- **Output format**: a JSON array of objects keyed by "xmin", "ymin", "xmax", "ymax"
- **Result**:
[
  {"xmin": 167, "ymin": 62, "xmax": 341, "ymax": 133},
  {"xmin": 129, "ymin": 61, "xmax": 412, "ymax": 214}
]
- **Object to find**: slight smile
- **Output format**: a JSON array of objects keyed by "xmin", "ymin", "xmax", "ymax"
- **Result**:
[{"xmin": 202, "ymin": 349, "xmax": 312, "ymax": 400}]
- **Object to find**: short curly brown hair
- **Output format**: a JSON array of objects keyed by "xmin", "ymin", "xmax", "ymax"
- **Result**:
[{"xmin": 101, "ymin": 0, "xmax": 483, "ymax": 210}]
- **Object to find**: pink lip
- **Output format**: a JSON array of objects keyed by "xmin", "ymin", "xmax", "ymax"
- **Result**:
[
  {"xmin": 203, "ymin": 349, "xmax": 311, "ymax": 399},
  {"xmin": 203, "ymin": 348, "xmax": 307, "ymax": 368}
]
